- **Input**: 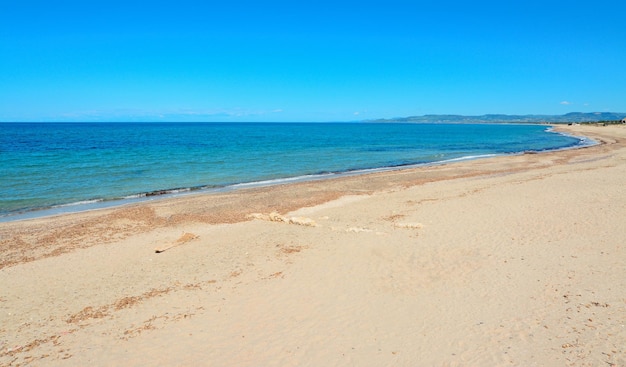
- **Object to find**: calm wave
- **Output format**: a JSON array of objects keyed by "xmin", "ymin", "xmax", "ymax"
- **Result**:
[{"xmin": 0, "ymin": 122, "xmax": 589, "ymax": 221}]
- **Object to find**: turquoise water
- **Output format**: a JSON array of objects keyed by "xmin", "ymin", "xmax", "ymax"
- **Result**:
[{"xmin": 0, "ymin": 122, "xmax": 588, "ymax": 220}]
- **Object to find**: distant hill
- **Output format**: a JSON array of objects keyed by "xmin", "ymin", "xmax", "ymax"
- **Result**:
[{"xmin": 367, "ymin": 112, "xmax": 626, "ymax": 124}]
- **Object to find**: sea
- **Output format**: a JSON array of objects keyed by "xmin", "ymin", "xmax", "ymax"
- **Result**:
[{"xmin": 0, "ymin": 122, "xmax": 592, "ymax": 222}]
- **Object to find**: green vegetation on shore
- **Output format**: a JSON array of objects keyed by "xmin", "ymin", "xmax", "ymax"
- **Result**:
[{"xmin": 367, "ymin": 112, "xmax": 626, "ymax": 124}]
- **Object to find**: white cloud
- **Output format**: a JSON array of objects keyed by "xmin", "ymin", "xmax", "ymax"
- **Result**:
[
  {"xmin": 560, "ymin": 101, "xmax": 572, "ymax": 105},
  {"xmin": 34, "ymin": 107, "xmax": 291, "ymax": 122},
  {"xmin": 353, "ymin": 111, "xmax": 360, "ymax": 115}
]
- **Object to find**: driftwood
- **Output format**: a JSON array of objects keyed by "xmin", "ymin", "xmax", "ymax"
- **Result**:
[{"xmin": 154, "ymin": 232, "xmax": 198, "ymax": 253}]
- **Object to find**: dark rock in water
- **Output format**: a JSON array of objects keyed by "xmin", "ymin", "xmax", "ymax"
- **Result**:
[{"xmin": 146, "ymin": 190, "xmax": 168, "ymax": 197}]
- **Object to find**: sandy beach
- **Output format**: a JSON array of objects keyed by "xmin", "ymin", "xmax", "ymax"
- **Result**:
[{"xmin": 1, "ymin": 124, "xmax": 625, "ymax": 366}]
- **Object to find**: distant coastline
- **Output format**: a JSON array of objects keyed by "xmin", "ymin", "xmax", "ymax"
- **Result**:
[{"xmin": 366, "ymin": 112, "xmax": 626, "ymax": 124}]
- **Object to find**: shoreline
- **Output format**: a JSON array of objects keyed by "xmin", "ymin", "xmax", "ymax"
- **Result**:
[
  {"xmin": 0, "ymin": 125, "xmax": 613, "ymax": 269},
  {"xmin": 0, "ymin": 152, "xmax": 503, "ymax": 223},
  {"xmin": 0, "ymin": 125, "xmax": 592, "ymax": 223},
  {"xmin": 1, "ymin": 124, "xmax": 625, "ymax": 366}
]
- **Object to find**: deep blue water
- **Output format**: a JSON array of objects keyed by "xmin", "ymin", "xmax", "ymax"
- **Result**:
[{"xmin": 0, "ymin": 122, "xmax": 589, "ymax": 220}]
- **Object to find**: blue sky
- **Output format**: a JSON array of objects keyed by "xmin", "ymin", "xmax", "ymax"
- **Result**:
[{"xmin": 1, "ymin": 0, "xmax": 625, "ymax": 122}]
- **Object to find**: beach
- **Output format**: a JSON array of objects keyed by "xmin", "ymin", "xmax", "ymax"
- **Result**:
[{"xmin": 1, "ymin": 124, "xmax": 625, "ymax": 366}]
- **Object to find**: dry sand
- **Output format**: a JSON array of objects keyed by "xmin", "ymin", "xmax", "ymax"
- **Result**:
[{"xmin": 1, "ymin": 124, "xmax": 625, "ymax": 366}]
